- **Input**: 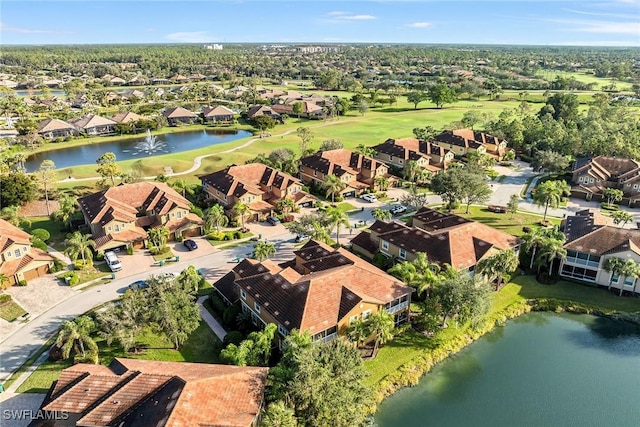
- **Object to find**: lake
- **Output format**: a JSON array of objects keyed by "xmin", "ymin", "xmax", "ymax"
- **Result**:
[
  {"xmin": 375, "ymin": 312, "xmax": 640, "ymax": 427},
  {"xmin": 25, "ymin": 129, "xmax": 253, "ymax": 172}
]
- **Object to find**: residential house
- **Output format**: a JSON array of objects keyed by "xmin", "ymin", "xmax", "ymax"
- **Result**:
[
  {"xmin": 559, "ymin": 209, "xmax": 640, "ymax": 294},
  {"xmin": 299, "ymin": 149, "xmax": 392, "ymax": 197},
  {"xmin": 372, "ymin": 137, "xmax": 454, "ymax": 173},
  {"xmin": 200, "ymin": 163, "xmax": 316, "ymax": 222},
  {"xmin": 77, "ymin": 182, "xmax": 203, "ymax": 253},
  {"xmin": 162, "ymin": 107, "xmax": 198, "ymax": 126},
  {"xmin": 169, "ymin": 74, "xmax": 190, "ymax": 84},
  {"xmin": 69, "ymin": 114, "xmax": 117, "ymax": 136},
  {"xmin": 202, "ymin": 105, "xmax": 235, "ymax": 124},
  {"xmin": 351, "ymin": 207, "xmax": 519, "ymax": 273},
  {"xmin": 30, "ymin": 358, "xmax": 267, "ymax": 427},
  {"xmin": 109, "ymin": 76, "xmax": 126, "ymax": 85},
  {"xmin": 433, "ymin": 129, "xmax": 507, "ymax": 160},
  {"xmin": 111, "ymin": 111, "xmax": 144, "ymax": 124},
  {"xmin": 36, "ymin": 118, "xmax": 78, "ymax": 140},
  {"xmin": 245, "ymin": 105, "xmax": 281, "ymax": 121},
  {"xmin": 272, "ymin": 101, "xmax": 325, "ymax": 119},
  {"xmin": 571, "ymin": 156, "xmax": 640, "ymax": 206},
  {"xmin": 0, "ymin": 218, "xmax": 55, "ymax": 286},
  {"xmin": 213, "ymin": 240, "xmax": 413, "ymax": 343}
]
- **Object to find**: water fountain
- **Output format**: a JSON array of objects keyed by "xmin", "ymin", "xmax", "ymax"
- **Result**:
[{"xmin": 134, "ymin": 129, "xmax": 167, "ymax": 155}]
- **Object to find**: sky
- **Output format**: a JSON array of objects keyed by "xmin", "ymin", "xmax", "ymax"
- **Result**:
[{"xmin": 1, "ymin": 0, "xmax": 639, "ymax": 46}]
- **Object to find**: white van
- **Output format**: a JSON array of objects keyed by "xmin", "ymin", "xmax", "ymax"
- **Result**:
[{"xmin": 104, "ymin": 251, "xmax": 122, "ymax": 272}]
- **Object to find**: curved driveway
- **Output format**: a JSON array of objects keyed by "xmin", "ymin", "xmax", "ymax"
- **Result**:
[{"xmin": 0, "ymin": 231, "xmax": 296, "ymax": 383}]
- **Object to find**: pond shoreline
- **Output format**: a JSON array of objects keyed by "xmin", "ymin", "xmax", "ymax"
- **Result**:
[{"xmin": 372, "ymin": 297, "xmax": 640, "ymax": 407}]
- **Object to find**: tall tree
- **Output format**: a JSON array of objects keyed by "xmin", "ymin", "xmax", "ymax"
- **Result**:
[
  {"xmin": 612, "ymin": 210, "xmax": 633, "ymax": 227},
  {"xmin": 372, "ymin": 208, "xmax": 392, "ymax": 222},
  {"xmin": 412, "ymin": 126, "xmax": 437, "ymax": 141},
  {"xmin": 603, "ymin": 257, "xmax": 625, "ymax": 291},
  {"xmin": 37, "ymin": 160, "xmax": 56, "ymax": 216},
  {"xmin": 55, "ymin": 316, "xmax": 98, "ymax": 361},
  {"xmin": 602, "ymin": 188, "xmax": 624, "ymax": 206},
  {"xmin": 427, "ymin": 83, "xmax": 457, "ymax": 108},
  {"xmin": 98, "ymin": 288, "xmax": 148, "ymax": 352},
  {"xmin": 476, "ymin": 249, "xmax": 519, "ymax": 290},
  {"xmin": 0, "ymin": 172, "xmax": 38, "ymax": 208},
  {"xmin": 429, "ymin": 167, "xmax": 466, "ymax": 211},
  {"xmin": 535, "ymin": 237, "xmax": 567, "ymax": 274},
  {"xmin": 296, "ymin": 127, "xmax": 314, "ymax": 156},
  {"xmin": 532, "ymin": 150, "xmax": 571, "ymax": 175},
  {"xmin": 147, "ymin": 226, "xmax": 169, "ymax": 250},
  {"xmin": 0, "ymin": 205, "xmax": 30, "ymax": 227},
  {"xmin": 366, "ymin": 310, "xmax": 395, "ymax": 354},
  {"xmin": 532, "ymin": 180, "xmax": 570, "ymax": 222},
  {"xmin": 326, "ymin": 206, "xmax": 350, "ymax": 246},
  {"xmin": 253, "ymin": 240, "xmax": 277, "ymax": 261},
  {"xmin": 233, "ymin": 201, "xmax": 250, "ymax": 230},
  {"xmin": 318, "ymin": 139, "xmax": 343, "ymax": 152},
  {"xmin": 96, "ymin": 152, "xmax": 120, "ymax": 187},
  {"xmin": 204, "ymin": 204, "xmax": 229, "ymax": 232},
  {"xmin": 459, "ymin": 167, "xmax": 492, "ymax": 214},
  {"xmin": 64, "ymin": 231, "xmax": 95, "ymax": 264},
  {"xmin": 400, "ymin": 186, "xmax": 429, "ymax": 212},
  {"xmin": 321, "ymin": 174, "xmax": 346, "ymax": 204},
  {"xmin": 406, "ymin": 91, "xmax": 427, "ymax": 109},
  {"xmin": 355, "ymin": 144, "xmax": 375, "ymax": 157},
  {"xmin": 52, "ymin": 194, "xmax": 77, "ymax": 230},
  {"xmin": 618, "ymin": 260, "xmax": 640, "ymax": 296},
  {"xmin": 507, "ymin": 194, "xmax": 519, "ymax": 218}
]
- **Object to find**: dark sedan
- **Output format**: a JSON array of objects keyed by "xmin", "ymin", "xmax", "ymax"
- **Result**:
[{"xmin": 183, "ymin": 239, "xmax": 198, "ymax": 251}]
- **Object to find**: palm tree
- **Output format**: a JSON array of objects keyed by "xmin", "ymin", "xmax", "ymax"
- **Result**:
[
  {"xmin": 147, "ymin": 226, "xmax": 170, "ymax": 250},
  {"xmin": 619, "ymin": 260, "xmax": 640, "ymax": 296},
  {"xmin": 532, "ymin": 180, "xmax": 570, "ymax": 222},
  {"xmin": 476, "ymin": 249, "xmax": 519, "ymax": 290},
  {"xmin": 603, "ymin": 257, "xmax": 625, "ymax": 291},
  {"xmin": 204, "ymin": 204, "xmax": 228, "ymax": 232},
  {"xmin": 37, "ymin": 160, "xmax": 56, "ymax": 216},
  {"xmin": 0, "ymin": 206, "xmax": 30, "ymax": 227},
  {"xmin": 64, "ymin": 232, "xmax": 96, "ymax": 264},
  {"xmin": 372, "ymin": 208, "xmax": 392, "ymax": 222},
  {"xmin": 253, "ymin": 240, "xmax": 276, "ymax": 261},
  {"xmin": 356, "ymin": 144, "xmax": 375, "ymax": 157},
  {"xmin": 403, "ymin": 160, "xmax": 420, "ymax": 184},
  {"xmin": 309, "ymin": 222, "xmax": 332, "ymax": 244},
  {"xmin": 171, "ymin": 179, "xmax": 190, "ymax": 198},
  {"xmin": 347, "ymin": 318, "xmax": 369, "ymax": 348},
  {"xmin": 0, "ymin": 273, "xmax": 10, "ymax": 290},
  {"xmin": 275, "ymin": 198, "xmax": 295, "ymax": 214},
  {"xmin": 522, "ymin": 226, "xmax": 564, "ymax": 270},
  {"xmin": 375, "ymin": 176, "xmax": 390, "ymax": 191},
  {"xmin": 535, "ymin": 238, "xmax": 567, "ymax": 275},
  {"xmin": 322, "ymin": 175, "xmax": 346, "ymax": 204},
  {"xmin": 233, "ymin": 202, "xmax": 251, "ymax": 230},
  {"xmin": 366, "ymin": 310, "xmax": 395, "ymax": 354},
  {"xmin": 55, "ymin": 315, "xmax": 98, "ymax": 360},
  {"xmin": 326, "ymin": 207, "xmax": 350, "ymax": 246},
  {"xmin": 52, "ymin": 195, "xmax": 77, "ymax": 230},
  {"xmin": 612, "ymin": 211, "xmax": 633, "ymax": 228},
  {"xmin": 389, "ymin": 252, "xmax": 439, "ymax": 297}
]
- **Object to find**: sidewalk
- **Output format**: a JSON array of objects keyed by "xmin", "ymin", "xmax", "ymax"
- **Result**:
[
  {"xmin": 4, "ymin": 346, "xmax": 50, "ymax": 393},
  {"xmin": 46, "ymin": 245, "xmax": 72, "ymax": 266},
  {"xmin": 197, "ymin": 296, "xmax": 227, "ymax": 340}
]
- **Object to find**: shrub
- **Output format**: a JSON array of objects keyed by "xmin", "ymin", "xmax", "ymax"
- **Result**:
[
  {"xmin": 486, "ymin": 169, "xmax": 500, "ymax": 180},
  {"xmin": 209, "ymin": 294, "xmax": 227, "ymax": 317},
  {"xmin": 601, "ymin": 202, "xmax": 619, "ymax": 211},
  {"xmin": 61, "ymin": 271, "xmax": 80, "ymax": 286},
  {"xmin": 30, "ymin": 238, "xmax": 47, "ymax": 251},
  {"xmin": 0, "ymin": 294, "xmax": 12, "ymax": 304},
  {"xmin": 376, "ymin": 192, "xmax": 387, "ymax": 199},
  {"xmin": 74, "ymin": 260, "xmax": 92, "ymax": 270},
  {"xmin": 207, "ymin": 231, "xmax": 225, "ymax": 241},
  {"xmin": 223, "ymin": 331, "xmax": 245, "ymax": 346},
  {"xmin": 334, "ymin": 195, "xmax": 344, "ymax": 203},
  {"xmin": 373, "ymin": 252, "xmax": 392, "ymax": 269},
  {"xmin": 95, "ymin": 252, "xmax": 104, "ymax": 261},
  {"xmin": 223, "ymin": 305, "xmax": 241, "ymax": 326},
  {"xmin": 223, "ymin": 234, "xmax": 231, "ymax": 241},
  {"xmin": 282, "ymin": 214, "xmax": 294, "ymax": 223},
  {"xmin": 49, "ymin": 260, "xmax": 64, "ymax": 273},
  {"xmin": 74, "ymin": 352, "xmax": 99, "ymax": 364},
  {"xmin": 176, "ymin": 234, "xmax": 184, "ymax": 242},
  {"xmin": 233, "ymin": 231, "xmax": 242, "ymax": 239},
  {"xmin": 127, "ymin": 246, "xmax": 134, "ymax": 255},
  {"xmin": 149, "ymin": 246, "xmax": 171, "ymax": 255},
  {"xmin": 448, "ymin": 200, "xmax": 460, "ymax": 210},
  {"xmin": 30, "ymin": 228, "xmax": 51, "ymax": 242},
  {"xmin": 48, "ymin": 345, "xmax": 64, "ymax": 362},
  {"xmin": 190, "ymin": 205, "xmax": 204, "ymax": 218},
  {"xmin": 18, "ymin": 280, "xmax": 27, "ymax": 286}
]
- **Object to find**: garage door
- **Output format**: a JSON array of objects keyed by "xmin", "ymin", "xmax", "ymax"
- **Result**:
[
  {"xmin": 343, "ymin": 191, "xmax": 356, "ymax": 198},
  {"xmin": 182, "ymin": 227, "xmax": 201, "ymax": 238}
]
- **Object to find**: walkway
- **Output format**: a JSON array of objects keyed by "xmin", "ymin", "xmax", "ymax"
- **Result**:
[
  {"xmin": 197, "ymin": 296, "xmax": 227, "ymax": 341},
  {"xmin": 4, "ymin": 347, "xmax": 50, "ymax": 393}
]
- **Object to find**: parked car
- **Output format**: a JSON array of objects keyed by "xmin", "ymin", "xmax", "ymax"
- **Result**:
[
  {"xmin": 361, "ymin": 194, "xmax": 377, "ymax": 203},
  {"xmin": 390, "ymin": 204, "xmax": 407, "ymax": 215},
  {"xmin": 295, "ymin": 234, "xmax": 309, "ymax": 243},
  {"xmin": 157, "ymin": 272, "xmax": 179, "ymax": 282},
  {"xmin": 183, "ymin": 239, "xmax": 198, "ymax": 251},
  {"xmin": 128, "ymin": 280, "xmax": 149, "ymax": 291},
  {"xmin": 487, "ymin": 205, "xmax": 508, "ymax": 213},
  {"xmin": 267, "ymin": 216, "xmax": 281, "ymax": 226},
  {"xmin": 104, "ymin": 251, "xmax": 122, "ymax": 272}
]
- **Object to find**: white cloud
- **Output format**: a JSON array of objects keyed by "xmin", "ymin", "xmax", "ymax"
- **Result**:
[
  {"xmin": 327, "ymin": 11, "xmax": 347, "ymax": 16},
  {"xmin": 405, "ymin": 22, "xmax": 432, "ymax": 28},
  {"xmin": 321, "ymin": 12, "xmax": 376, "ymax": 23},
  {"xmin": 165, "ymin": 31, "xmax": 212, "ymax": 43},
  {"xmin": 0, "ymin": 22, "xmax": 73, "ymax": 34},
  {"xmin": 549, "ymin": 19, "xmax": 640, "ymax": 35},
  {"xmin": 339, "ymin": 14, "xmax": 376, "ymax": 21}
]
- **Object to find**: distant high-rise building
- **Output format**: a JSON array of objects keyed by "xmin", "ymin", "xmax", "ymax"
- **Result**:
[{"xmin": 203, "ymin": 44, "xmax": 223, "ymax": 50}]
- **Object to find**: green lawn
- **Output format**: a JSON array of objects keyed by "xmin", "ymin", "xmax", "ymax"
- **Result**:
[
  {"xmin": 336, "ymin": 202, "xmax": 358, "ymax": 213},
  {"xmin": 74, "ymin": 264, "xmax": 112, "ymax": 286},
  {"xmin": 152, "ymin": 250, "xmax": 176, "ymax": 261},
  {"xmin": 0, "ymin": 299, "xmax": 27, "ymax": 322},
  {"xmin": 535, "ymin": 70, "xmax": 632, "ymax": 91},
  {"xmin": 364, "ymin": 273, "xmax": 640, "ymax": 386},
  {"xmin": 17, "ymin": 321, "xmax": 221, "ymax": 393},
  {"xmin": 23, "ymin": 217, "xmax": 67, "ymax": 249},
  {"xmin": 451, "ymin": 205, "xmax": 561, "ymax": 236}
]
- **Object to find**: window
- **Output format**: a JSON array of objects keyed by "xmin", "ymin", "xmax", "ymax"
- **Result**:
[
  {"xmin": 634, "ymin": 184, "xmax": 639, "ymax": 190},
  {"xmin": 381, "ymin": 240, "xmax": 389, "ymax": 251},
  {"xmin": 362, "ymin": 310, "xmax": 372, "ymax": 320},
  {"xmin": 612, "ymin": 273, "xmax": 620, "ymax": 284},
  {"xmin": 624, "ymin": 276, "xmax": 635, "ymax": 287},
  {"xmin": 177, "ymin": 211, "xmax": 182, "ymax": 219},
  {"xmin": 114, "ymin": 225, "xmax": 120, "ymax": 232},
  {"xmin": 578, "ymin": 176, "xmax": 584, "ymax": 182},
  {"xmin": 254, "ymin": 301, "xmax": 261, "ymax": 313},
  {"xmin": 14, "ymin": 249, "xmax": 20, "ymax": 257},
  {"xmin": 399, "ymin": 248, "xmax": 406, "ymax": 259},
  {"xmin": 278, "ymin": 324, "xmax": 288, "ymax": 336},
  {"xmin": 268, "ymin": 185, "xmax": 272, "ymax": 191},
  {"xmin": 171, "ymin": 213, "xmax": 175, "ymax": 217},
  {"xmin": 313, "ymin": 170, "xmax": 317, "ymax": 177},
  {"xmin": 107, "ymin": 226, "xmax": 112, "ymax": 231},
  {"xmin": 589, "ymin": 178, "xmax": 595, "ymax": 183},
  {"xmin": 399, "ymin": 160, "xmax": 403, "ymax": 164},
  {"xmin": 240, "ymin": 289, "xmax": 246, "ymax": 300},
  {"xmin": 389, "ymin": 155, "xmax": 393, "ymax": 160}
]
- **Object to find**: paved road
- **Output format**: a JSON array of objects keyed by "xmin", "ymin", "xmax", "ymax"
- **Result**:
[{"xmin": 0, "ymin": 231, "xmax": 296, "ymax": 383}]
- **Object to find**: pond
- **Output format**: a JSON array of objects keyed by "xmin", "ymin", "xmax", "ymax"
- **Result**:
[
  {"xmin": 25, "ymin": 129, "xmax": 253, "ymax": 172},
  {"xmin": 375, "ymin": 312, "xmax": 640, "ymax": 427}
]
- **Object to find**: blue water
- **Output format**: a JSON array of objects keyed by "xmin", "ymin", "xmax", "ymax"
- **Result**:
[
  {"xmin": 375, "ymin": 312, "xmax": 640, "ymax": 427},
  {"xmin": 25, "ymin": 129, "xmax": 252, "ymax": 171}
]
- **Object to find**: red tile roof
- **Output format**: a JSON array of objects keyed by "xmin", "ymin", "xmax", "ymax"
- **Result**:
[{"xmin": 39, "ymin": 359, "xmax": 268, "ymax": 427}]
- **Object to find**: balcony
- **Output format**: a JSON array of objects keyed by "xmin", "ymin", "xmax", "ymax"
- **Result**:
[{"xmin": 386, "ymin": 300, "xmax": 409, "ymax": 314}]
